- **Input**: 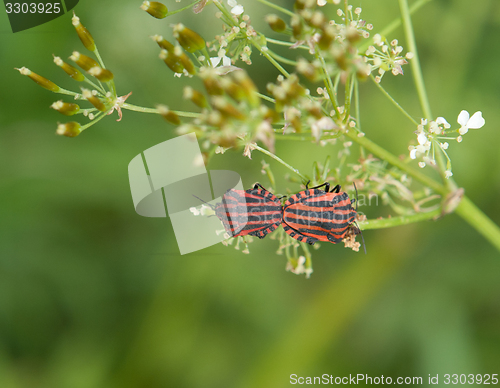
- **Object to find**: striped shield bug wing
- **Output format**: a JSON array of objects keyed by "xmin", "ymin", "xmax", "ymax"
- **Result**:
[
  {"xmin": 282, "ymin": 183, "xmax": 357, "ymax": 245},
  {"xmin": 215, "ymin": 189, "xmax": 249, "ymax": 237},
  {"xmin": 244, "ymin": 183, "xmax": 283, "ymax": 239},
  {"xmin": 215, "ymin": 184, "xmax": 282, "ymax": 239}
]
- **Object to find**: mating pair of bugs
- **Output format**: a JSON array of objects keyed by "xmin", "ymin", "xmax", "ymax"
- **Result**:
[{"xmin": 199, "ymin": 182, "xmax": 364, "ymax": 250}]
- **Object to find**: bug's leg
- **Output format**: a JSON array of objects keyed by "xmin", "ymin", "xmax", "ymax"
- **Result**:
[
  {"xmin": 308, "ymin": 182, "xmax": 330, "ymax": 192},
  {"xmin": 353, "ymin": 221, "xmax": 367, "ymax": 254},
  {"xmin": 330, "ymin": 184, "xmax": 341, "ymax": 193},
  {"xmin": 283, "ymin": 223, "xmax": 318, "ymax": 245},
  {"xmin": 253, "ymin": 183, "xmax": 268, "ymax": 191},
  {"xmin": 305, "ymin": 180, "xmax": 311, "ymax": 189}
]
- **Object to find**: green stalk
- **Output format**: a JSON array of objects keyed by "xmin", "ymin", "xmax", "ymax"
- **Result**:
[
  {"xmin": 358, "ymin": 208, "xmax": 441, "ymax": 230},
  {"xmin": 399, "ymin": 0, "xmax": 432, "ymax": 120},
  {"xmin": 251, "ymin": 143, "xmax": 308, "ymax": 181},
  {"xmin": 455, "ymin": 197, "xmax": 500, "ymax": 251},
  {"xmin": 359, "ymin": 0, "xmax": 433, "ymax": 53},
  {"xmin": 370, "ymin": 75, "xmax": 418, "ymax": 125},
  {"xmin": 121, "ymin": 103, "xmax": 200, "ymax": 118}
]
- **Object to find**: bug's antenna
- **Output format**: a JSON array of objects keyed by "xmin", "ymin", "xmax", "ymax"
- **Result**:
[
  {"xmin": 354, "ymin": 221, "xmax": 367, "ymax": 255},
  {"xmin": 353, "ymin": 181, "xmax": 359, "ymax": 212},
  {"xmin": 192, "ymin": 195, "xmax": 216, "ymax": 210}
]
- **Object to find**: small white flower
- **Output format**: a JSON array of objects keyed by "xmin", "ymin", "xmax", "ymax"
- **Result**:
[
  {"xmin": 418, "ymin": 161, "xmax": 426, "ymax": 168},
  {"xmin": 210, "ymin": 55, "xmax": 231, "ymax": 67},
  {"xmin": 417, "ymin": 133, "xmax": 428, "ymax": 145},
  {"xmin": 317, "ymin": 0, "xmax": 327, "ymax": 5},
  {"xmin": 227, "ymin": 0, "xmax": 244, "ymax": 15},
  {"xmin": 311, "ymin": 117, "xmax": 336, "ymax": 141},
  {"xmin": 436, "ymin": 116, "xmax": 451, "ymax": 129},
  {"xmin": 457, "ymin": 110, "xmax": 485, "ymax": 135},
  {"xmin": 440, "ymin": 142, "xmax": 449, "ymax": 150},
  {"xmin": 444, "ymin": 170, "xmax": 453, "ymax": 179}
]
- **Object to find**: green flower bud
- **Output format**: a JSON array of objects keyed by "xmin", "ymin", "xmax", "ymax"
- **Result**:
[
  {"xmin": 183, "ymin": 86, "xmax": 208, "ymax": 108},
  {"xmin": 51, "ymin": 100, "xmax": 80, "ymax": 116},
  {"xmin": 140, "ymin": 1, "xmax": 168, "ymax": 19},
  {"xmin": 88, "ymin": 67, "xmax": 114, "ymax": 82},
  {"xmin": 159, "ymin": 49, "xmax": 184, "ymax": 73},
  {"xmin": 173, "ymin": 23, "xmax": 205, "ymax": 53},
  {"xmin": 157, "ymin": 105, "xmax": 181, "ymax": 125},
  {"xmin": 72, "ymin": 13, "xmax": 95, "ymax": 51},
  {"xmin": 53, "ymin": 56, "xmax": 85, "ymax": 81},
  {"xmin": 176, "ymin": 48, "xmax": 196, "ymax": 75},
  {"xmin": 15, "ymin": 67, "xmax": 60, "ymax": 92},
  {"xmin": 56, "ymin": 122, "xmax": 81, "ymax": 137},
  {"xmin": 82, "ymin": 89, "xmax": 107, "ymax": 112},
  {"xmin": 265, "ymin": 14, "xmax": 287, "ymax": 33},
  {"xmin": 70, "ymin": 51, "xmax": 99, "ymax": 72},
  {"xmin": 151, "ymin": 35, "xmax": 175, "ymax": 53}
]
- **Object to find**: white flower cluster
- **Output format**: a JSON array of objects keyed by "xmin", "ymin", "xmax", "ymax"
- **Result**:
[{"xmin": 408, "ymin": 110, "xmax": 485, "ymax": 178}]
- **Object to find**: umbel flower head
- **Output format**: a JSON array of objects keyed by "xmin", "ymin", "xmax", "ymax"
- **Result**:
[
  {"xmin": 15, "ymin": 13, "xmax": 132, "ymax": 137},
  {"xmin": 408, "ymin": 110, "xmax": 485, "ymax": 178}
]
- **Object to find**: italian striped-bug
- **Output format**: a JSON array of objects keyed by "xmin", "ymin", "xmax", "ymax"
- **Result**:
[
  {"xmin": 196, "ymin": 183, "xmax": 283, "ymax": 239},
  {"xmin": 282, "ymin": 181, "xmax": 361, "ymax": 247}
]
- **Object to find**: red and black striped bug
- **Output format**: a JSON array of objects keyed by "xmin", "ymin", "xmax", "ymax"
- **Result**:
[
  {"xmin": 282, "ymin": 181, "xmax": 360, "ymax": 247},
  {"xmin": 195, "ymin": 183, "xmax": 283, "ymax": 239}
]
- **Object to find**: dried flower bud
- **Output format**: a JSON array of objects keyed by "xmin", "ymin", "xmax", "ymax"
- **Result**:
[
  {"xmin": 159, "ymin": 49, "xmax": 184, "ymax": 73},
  {"xmin": 140, "ymin": 1, "xmax": 168, "ymax": 19},
  {"xmin": 82, "ymin": 89, "xmax": 107, "ymax": 111},
  {"xmin": 157, "ymin": 104, "xmax": 181, "ymax": 125},
  {"xmin": 199, "ymin": 68, "xmax": 224, "ymax": 95},
  {"xmin": 290, "ymin": 15, "xmax": 303, "ymax": 40},
  {"xmin": 173, "ymin": 23, "xmax": 205, "ymax": 53},
  {"xmin": 15, "ymin": 67, "xmax": 60, "ymax": 92},
  {"xmin": 211, "ymin": 96, "xmax": 245, "ymax": 120},
  {"xmin": 265, "ymin": 14, "xmax": 287, "ymax": 33},
  {"xmin": 297, "ymin": 58, "xmax": 318, "ymax": 82},
  {"xmin": 317, "ymin": 25, "xmax": 336, "ymax": 50},
  {"xmin": 231, "ymin": 70, "xmax": 259, "ymax": 107},
  {"xmin": 56, "ymin": 122, "xmax": 82, "ymax": 137},
  {"xmin": 88, "ymin": 67, "xmax": 114, "ymax": 82},
  {"xmin": 70, "ymin": 51, "xmax": 99, "ymax": 71},
  {"xmin": 72, "ymin": 13, "xmax": 95, "ymax": 51},
  {"xmin": 183, "ymin": 86, "xmax": 208, "ymax": 108},
  {"xmin": 53, "ymin": 56, "xmax": 85, "ymax": 82},
  {"xmin": 346, "ymin": 26, "xmax": 361, "ymax": 43},
  {"xmin": 151, "ymin": 35, "xmax": 175, "ymax": 53},
  {"xmin": 51, "ymin": 100, "xmax": 80, "ymax": 116}
]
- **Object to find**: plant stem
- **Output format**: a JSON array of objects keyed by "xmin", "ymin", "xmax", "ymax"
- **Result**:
[
  {"xmin": 359, "ymin": 0, "xmax": 433, "ymax": 53},
  {"xmin": 252, "ymin": 39, "xmax": 290, "ymax": 78},
  {"xmin": 370, "ymin": 75, "xmax": 419, "ymax": 125},
  {"xmin": 251, "ymin": 143, "xmax": 308, "ymax": 181},
  {"xmin": 344, "ymin": 129, "xmax": 445, "ymax": 194},
  {"xmin": 455, "ymin": 196, "xmax": 500, "ymax": 251},
  {"xmin": 399, "ymin": 0, "xmax": 432, "ymax": 120},
  {"xmin": 166, "ymin": 0, "xmax": 201, "ymax": 16},
  {"xmin": 121, "ymin": 103, "xmax": 199, "ymax": 118},
  {"xmin": 255, "ymin": 0, "xmax": 295, "ymax": 18},
  {"xmin": 358, "ymin": 208, "xmax": 441, "ymax": 230}
]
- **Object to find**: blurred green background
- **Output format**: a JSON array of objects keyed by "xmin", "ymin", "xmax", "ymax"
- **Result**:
[{"xmin": 1, "ymin": 0, "xmax": 499, "ymax": 387}]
